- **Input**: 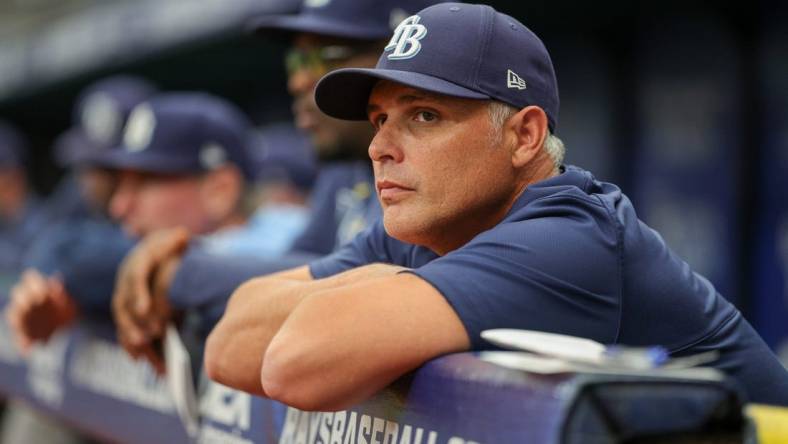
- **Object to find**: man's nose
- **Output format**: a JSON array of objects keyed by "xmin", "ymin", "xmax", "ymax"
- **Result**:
[{"xmin": 368, "ymin": 125, "xmax": 404, "ymax": 164}]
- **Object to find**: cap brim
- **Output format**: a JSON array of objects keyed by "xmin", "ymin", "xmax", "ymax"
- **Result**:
[
  {"xmin": 247, "ymin": 14, "xmax": 392, "ymax": 40},
  {"xmin": 315, "ymin": 68, "xmax": 491, "ymax": 121}
]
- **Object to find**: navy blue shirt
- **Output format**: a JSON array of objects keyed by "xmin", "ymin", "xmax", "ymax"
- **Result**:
[{"xmin": 309, "ymin": 165, "xmax": 788, "ymax": 406}]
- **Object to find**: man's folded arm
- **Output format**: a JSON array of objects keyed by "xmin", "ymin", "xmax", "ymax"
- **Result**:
[{"xmin": 205, "ymin": 263, "xmax": 470, "ymax": 411}]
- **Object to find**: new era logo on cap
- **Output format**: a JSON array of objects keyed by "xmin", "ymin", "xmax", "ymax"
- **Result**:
[
  {"xmin": 507, "ymin": 69, "xmax": 527, "ymax": 90},
  {"xmin": 199, "ymin": 143, "xmax": 228, "ymax": 170}
]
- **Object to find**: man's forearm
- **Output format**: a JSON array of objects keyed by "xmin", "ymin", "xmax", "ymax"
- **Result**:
[
  {"xmin": 204, "ymin": 263, "xmax": 406, "ymax": 396},
  {"xmin": 205, "ymin": 275, "xmax": 307, "ymax": 396}
]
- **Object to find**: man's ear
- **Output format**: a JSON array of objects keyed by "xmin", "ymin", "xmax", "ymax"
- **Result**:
[
  {"xmin": 200, "ymin": 166, "xmax": 244, "ymax": 222},
  {"xmin": 507, "ymin": 106, "xmax": 549, "ymax": 168}
]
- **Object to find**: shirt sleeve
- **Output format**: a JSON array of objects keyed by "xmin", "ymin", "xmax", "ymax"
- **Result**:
[
  {"xmin": 409, "ymin": 202, "xmax": 622, "ymax": 350},
  {"xmin": 169, "ymin": 247, "xmax": 319, "ymax": 310},
  {"xmin": 308, "ymin": 219, "xmax": 390, "ymax": 279}
]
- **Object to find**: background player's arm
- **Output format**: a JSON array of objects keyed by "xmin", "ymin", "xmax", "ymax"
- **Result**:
[{"xmin": 205, "ymin": 265, "xmax": 470, "ymax": 409}]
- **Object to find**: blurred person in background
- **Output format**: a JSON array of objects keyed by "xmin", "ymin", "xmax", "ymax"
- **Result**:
[
  {"xmin": 110, "ymin": 0, "xmax": 444, "ymax": 370},
  {"xmin": 0, "ymin": 120, "xmax": 46, "ymax": 279},
  {"xmin": 4, "ymin": 92, "xmax": 266, "ymax": 370},
  {"xmin": 42, "ymin": 76, "xmax": 157, "ymax": 224},
  {"xmin": 3, "ymin": 94, "xmax": 317, "ymax": 444},
  {"xmin": 5, "ymin": 76, "xmax": 157, "ymax": 352}
]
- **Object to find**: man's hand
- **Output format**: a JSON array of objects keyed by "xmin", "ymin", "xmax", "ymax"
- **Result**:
[
  {"xmin": 4, "ymin": 269, "xmax": 78, "ymax": 355},
  {"xmin": 112, "ymin": 227, "xmax": 190, "ymax": 373}
]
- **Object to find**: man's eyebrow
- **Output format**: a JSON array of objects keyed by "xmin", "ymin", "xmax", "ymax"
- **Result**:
[{"xmin": 367, "ymin": 92, "xmax": 444, "ymax": 117}]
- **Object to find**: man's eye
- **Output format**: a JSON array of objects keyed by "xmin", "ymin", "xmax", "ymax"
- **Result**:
[
  {"xmin": 414, "ymin": 111, "xmax": 437, "ymax": 122},
  {"xmin": 373, "ymin": 115, "xmax": 387, "ymax": 128}
]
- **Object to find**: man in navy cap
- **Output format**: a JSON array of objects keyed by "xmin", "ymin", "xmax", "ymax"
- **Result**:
[
  {"xmin": 110, "ymin": 0, "xmax": 444, "ymax": 369},
  {"xmin": 205, "ymin": 3, "xmax": 788, "ymax": 409},
  {"xmin": 5, "ymin": 93, "xmax": 264, "ymax": 365},
  {"xmin": 23, "ymin": 76, "xmax": 157, "ymax": 273},
  {"xmin": 43, "ymin": 76, "xmax": 157, "ymax": 223}
]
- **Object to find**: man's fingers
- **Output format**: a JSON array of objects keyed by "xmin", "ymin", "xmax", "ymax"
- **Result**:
[
  {"xmin": 48, "ymin": 276, "xmax": 66, "ymax": 299},
  {"xmin": 21, "ymin": 270, "xmax": 48, "ymax": 305},
  {"xmin": 6, "ymin": 304, "xmax": 22, "ymax": 334},
  {"xmin": 127, "ymin": 228, "xmax": 189, "ymax": 316},
  {"xmin": 150, "ymin": 227, "xmax": 191, "ymax": 261},
  {"xmin": 115, "ymin": 307, "xmax": 149, "ymax": 346}
]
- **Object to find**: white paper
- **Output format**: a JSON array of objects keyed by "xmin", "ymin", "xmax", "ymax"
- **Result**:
[
  {"xmin": 164, "ymin": 324, "xmax": 200, "ymax": 437},
  {"xmin": 479, "ymin": 351, "xmax": 724, "ymax": 381},
  {"xmin": 481, "ymin": 329, "xmax": 607, "ymax": 365},
  {"xmin": 479, "ymin": 351, "xmax": 575, "ymax": 374}
]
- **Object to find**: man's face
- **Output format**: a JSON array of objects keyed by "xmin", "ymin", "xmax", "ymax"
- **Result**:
[
  {"xmin": 287, "ymin": 34, "xmax": 379, "ymax": 161},
  {"xmin": 367, "ymin": 81, "xmax": 520, "ymax": 254},
  {"xmin": 109, "ymin": 170, "xmax": 211, "ymax": 237}
]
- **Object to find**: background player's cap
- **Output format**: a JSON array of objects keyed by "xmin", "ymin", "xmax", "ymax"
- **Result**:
[
  {"xmin": 0, "ymin": 119, "xmax": 27, "ymax": 168},
  {"xmin": 248, "ymin": 0, "xmax": 445, "ymax": 41},
  {"xmin": 54, "ymin": 76, "xmax": 157, "ymax": 167},
  {"xmin": 249, "ymin": 123, "xmax": 318, "ymax": 191},
  {"xmin": 93, "ymin": 93, "xmax": 256, "ymax": 180},
  {"xmin": 314, "ymin": 2, "xmax": 560, "ymax": 132}
]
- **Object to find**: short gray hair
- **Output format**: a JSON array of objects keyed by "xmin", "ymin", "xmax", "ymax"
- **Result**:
[{"xmin": 487, "ymin": 101, "xmax": 565, "ymax": 168}]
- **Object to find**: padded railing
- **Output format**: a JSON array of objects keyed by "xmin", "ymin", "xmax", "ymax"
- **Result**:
[{"xmin": 0, "ymin": 303, "xmax": 746, "ymax": 444}]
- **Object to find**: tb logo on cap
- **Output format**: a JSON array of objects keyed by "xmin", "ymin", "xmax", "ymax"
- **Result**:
[
  {"xmin": 386, "ymin": 15, "xmax": 427, "ymax": 60},
  {"xmin": 123, "ymin": 103, "xmax": 156, "ymax": 152}
]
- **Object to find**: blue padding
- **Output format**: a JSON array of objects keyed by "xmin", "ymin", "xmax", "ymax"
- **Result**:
[{"xmin": 0, "ymin": 309, "xmax": 746, "ymax": 444}]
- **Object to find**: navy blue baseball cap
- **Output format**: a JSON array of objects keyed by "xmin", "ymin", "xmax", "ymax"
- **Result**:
[
  {"xmin": 314, "ymin": 3, "xmax": 560, "ymax": 132},
  {"xmin": 55, "ymin": 76, "xmax": 156, "ymax": 167},
  {"xmin": 248, "ymin": 0, "xmax": 446, "ymax": 41},
  {"xmin": 250, "ymin": 123, "xmax": 318, "ymax": 191},
  {"xmin": 93, "ymin": 93, "xmax": 256, "ymax": 180},
  {"xmin": 0, "ymin": 119, "xmax": 26, "ymax": 168}
]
